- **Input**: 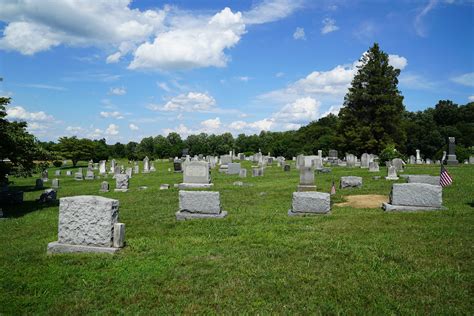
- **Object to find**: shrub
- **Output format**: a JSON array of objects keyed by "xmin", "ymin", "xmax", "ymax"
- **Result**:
[
  {"xmin": 52, "ymin": 160, "xmax": 62, "ymax": 168},
  {"xmin": 379, "ymin": 144, "xmax": 403, "ymax": 163}
]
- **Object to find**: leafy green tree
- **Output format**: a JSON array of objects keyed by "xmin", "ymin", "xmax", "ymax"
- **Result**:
[
  {"xmin": 112, "ymin": 142, "xmax": 126, "ymax": 158},
  {"xmin": 125, "ymin": 142, "xmax": 138, "ymax": 160},
  {"xmin": 137, "ymin": 136, "xmax": 154, "ymax": 159},
  {"xmin": 0, "ymin": 97, "xmax": 45, "ymax": 184},
  {"xmin": 92, "ymin": 139, "xmax": 110, "ymax": 161},
  {"xmin": 153, "ymin": 135, "xmax": 171, "ymax": 158},
  {"xmin": 338, "ymin": 43, "xmax": 406, "ymax": 155},
  {"xmin": 57, "ymin": 136, "xmax": 94, "ymax": 167},
  {"xmin": 166, "ymin": 132, "xmax": 184, "ymax": 157}
]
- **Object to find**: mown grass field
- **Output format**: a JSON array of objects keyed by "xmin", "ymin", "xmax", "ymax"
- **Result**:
[{"xmin": 1, "ymin": 160, "xmax": 473, "ymax": 314}]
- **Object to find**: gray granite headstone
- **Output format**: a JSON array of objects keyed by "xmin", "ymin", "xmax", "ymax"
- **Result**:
[
  {"xmin": 227, "ymin": 163, "xmax": 241, "ymax": 175},
  {"xmin": 288, "ymin": 192, "xmax": 331, "ymax": 216},
  {"xmin": 100, "ymin": 181, "xmax": 109, "ymax": 192},
  {"xmin": 446, "ymin": 137, "xmax": 458, "ymax": 165},
  {"xmin": 239, "ymin": 169, "xmax": 247, "ymax": 178},
  {"xmin": 386, "ymin": 165, "xmax": 399, "ymax": 180},
  {"xmin": 176, "ymin": 190, "xmax": 227, "ymax": 220},
  {"xmin": 114, "ymin": 174, "xmax": 129, "ymax": 192},
  {"xmin": 298, "ymin": 167, "xmax": 316, "ymax": 191},
  {"xmin": 179, "ymin": 161, "xmax": 212, "ymax": 189},
  {"xmin": 35, "ymin": 179, "xmax": 44, "ymax": 189},
  {"xmin": 340, "ymin": 176, "xmax": 362, "ymax": 188},
  {"xmin": 383, "ymin": 183, "xmax": 444, "ymax": 211},
  {"xmin": 406, "ymin": 175, "xmax": 440, "ymax": 186}
]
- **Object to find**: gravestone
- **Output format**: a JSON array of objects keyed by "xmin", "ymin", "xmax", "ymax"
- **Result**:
[
  {"xmin": 239, "ymin": 153, "xmax": 245, "ymax": 160},
  {"xmin": 469, "ymin": 155, "xmax": 474, "ymax": 164},
  {"xmin": 66, "ymin": 170, "xmax": 72, "ymax": 176},
  {"xmin": 179, "ymin": 161, "xmax": 212, "ymax": 189},
  {"xmin": 288, "ymin": 192, "xmax": 330, "ymax": 216},
  {"xmin": 346, "ymin": 154, "xmax": 356, "ymax": 168},
  {"xmin": 41, "ymin": 170, "xmax": 49, "ymax": 182},
  {"xmin": 219, "ymin": 155, "xmax": 232, "ymax": 173},
  {"xmin": 100, "ymin": 181, "xmax": 109, "ymax": 192},
  {"xmin": 340, "ymin": 176, "xmax": 362, "ymax": 189},
  {"xmin": 406, "ymin": 175, "xmax": 440, "ymax": 186},
  {"xmin": 150, "ymin": 161, "xmax": 156, "ymax": 172},
  {"xmin": 35, "ymin": 179, "xmax": 44, "ymax": 190},
  {"xmin": 88, "ymin": 160, "xmax": 93, "ymax": 172},
  {"xmin": 126, "ymin": 168, "xmax": 132, "ymax": 179},
  {"xmin": 85, "ymin": 170, "xmax": 94, "ymax": 180},
  {"xmin": 39, "ymin": 188, "xmax": 56, "ymax": 203},
  {"xmin": 239, "ymin": 169, "xmax": 247, "ymax": 178},
  {"xmin": 110, "ymin": 159, "xmax": 116, "ymax": 173},
  {"xmin": 409, "ymin": 155, "xmax": 416, "ymax": 164},
  {"xmin": 313, "ymin": 156, "xmax": 323, "ymax": 170},
  {"xmin": 360, "ymin": 153, "xmax": 369, "ymax": 168},
  {"xmin": 93, "ymin": 163, "xmax": 99, "ymax": 170},
  {"xmin": 99, "ymin": 160, "xmax": 106, "ymax": 174},
  {"xmin": 252, "ymin": 167, "xmax": 264, "ymax": 177},
  {"xmin": 385, "ymin": 165, "xmax": 399, "ymax": 180},
  {"xmin": 369, "ymin": 161, "xmax": 379, "ymax": 172},
  {"xmin": 297, "ymin": 167, "xmax": 316, "ymax": 192},
  {"xmin": 391, "ymin": 158, "xmax": 405, "ymax": 172},
  {"xmin": 74, "ymin": 171, "xmax": 84, "ymax": 181},
  {"xmin": 52, "ymin": 178, "xmax": 60, "ymax": 190},
  {"xmin": 173, "ymin": 159, "xmax": 183, "ymax": 173},
  {"xmin": 62, "ymin": 160, "xmax": 68, "ymax": 166},
  {"xmin": 160, "ymin": 184, "xmax": 170, "ymax": 190},
  {"xmin": 176, "ymin": 190, "xmax": 227, "ymax": 220},
  {"xmin": 47, "ymin": 196, "xmax": 125, "ymax": 253},
  {"xmin": 426, "ymin": 159, "xmax": 432, "ymax": 165},
  {"xmin": 133, "ymin": 164, "xmax": 139, "ymax": 174},
  {"xmin": 328, "ymin": 149, "xmax": 338, "ymax": 165},
  {"xmin": 383, "ymin": 183, "xmax": 444, "ymax": 212},
  {"xmin": 227, "ymin": 163, "xmax": 241, "ymax": 175},
  {"xmin": 55, "ymin": 170, "xmax": 61, "ymax": 176},
  {"xmin": 446, "ymin": 137, "xmax": 458, "ymax": 165},
  {"xmin": 142, "ymin": 156, "xmax": 150, "ymax": 173},
  {"xmin": 284, "ymin": 164, "xmax": 291, "ymax": 172},
  {"xmin": 416, "ymin": 149, "xmax": 422, "ymax": 164},
  {"xmin": 114, "ymin": 174, "xmax": 129, "ymax": 192}
]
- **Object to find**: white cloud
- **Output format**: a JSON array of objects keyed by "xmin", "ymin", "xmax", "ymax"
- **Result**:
[
  {"xmin": 18, "ymin": 83, "xmax": 67, "ymax": 91},
  {"xmin": 273, "ymin": 97, "xmax": 320, "ymax": 123},
  {"xmin": 236, "ymin": 76, "xmax": 251, "ymax": 82},
  {"xmin": 451, "ymin": 72, "xmax": 474, "ymax": 87},
  {"xmin": 243, "ymin": 0, "xmax": 303, "ymax": 25},
  {"xmin": 321, "ymin": 105, "xmax": 342, "ymax": 117},
  {"xmin": 321, "ymin": 18, "xmax": 339, "ymax": 35},
  {"xmin": 275, "ymin": 72, "xmax": 285, "ymax": 78},
  {"xmin": 129, "ymin": 123, "xmax": 139, "ymax": 130},
  {"xmin": 109, "ymin": 87, "xmax": 126, "ymax": 95},
  {"xmin": 148, "ymin": 92, "xmax": 216, "ymax": 112},
  {"xmin": 293, "ymin": 27, "xmax": 306, "ymax": 40},
  {"xmin": 100, "ymin": 111, "xmax": 124, "ymax": 119},
  {"xmin": 414, "ymin": 0, "xmax": 437, "ymax": 37},
  {"xmin": 0, "ymin": 1, "xmax": 166, "ymax": 56},
  {"xmin": 201, "ymin": 117, "xmax": 221, "ymax": 130},
  {"xmin": 388, "ymin": 54, "xmax": 408, "ymax": 70},
  {"xmin": 6, "ymin": 106, "xmax": 53, "ymax": 121},
  {"xmin": 105, "ymin": 123, "xmax": 119, "ymax": 135},
  {"xmin": 157, "ymin": 82, "xmax": 172, "ymax": 92},
  {"xmin": 399, "ymin": 73, "xmax": 436, "ymax": 90},
  {"xmin": 129, "ymin": 8, "xmax": 246, "ymax": 70}
]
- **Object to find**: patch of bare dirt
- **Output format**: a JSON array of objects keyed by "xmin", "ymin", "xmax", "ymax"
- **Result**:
[{"xmin": 335, "ymin": 194, "xmax": 388, "ymax": 209}]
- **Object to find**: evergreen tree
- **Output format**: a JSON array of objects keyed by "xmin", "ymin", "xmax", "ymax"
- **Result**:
[{"xmin": 338, "ymin": 43, "xmax": 406, "ymax": 155}]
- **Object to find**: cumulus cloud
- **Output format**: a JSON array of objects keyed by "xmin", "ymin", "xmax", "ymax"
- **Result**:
[
  {"xmin": 129, "ymin": 8, "xmax": 245, "ymax": 70},
  {"xmin": 273, "ymin": 97, "xmax": 320, "ymax": 123},
  {"xmin": 451, "ymin": 72, "xmax": 474, "ymax": 87},
  {"xmin": 105, "ymin": 123, "xmax": 119, "ymax": 135},
  {"xmin": 243, "ymin": 0, "xmax": 303, "ymax": 24},
  {"xmin": 109, "ymin": 87, "xmax": 126, "ymax": 95},
  {"xmin": 6, "ymin": 106, "xmax": 54, "ymax": 121},
  {"xmin": 388, "ymin": 54, "xmax": 408, "ymax": 70},
  {"xmin": 201, "ymin": 117, "xmax": 221, "ymax": 130},
  {"xmin": 293, "ymin": 27, "xmax": 306, "ymax": 40},
  {"xmin": 100, "ymin": 111, "xmax": 124, "ymax": 119},
  {"xmin": 129, "ymin": 123, "xmax": 139, "ymax": 130},
  {"xmin": 148, "ymin": 92, "xmax": 216, "ymax": 112},
  {"xmin": 321, "ymin": 18, "xmax": 339, "ymax": 34}
]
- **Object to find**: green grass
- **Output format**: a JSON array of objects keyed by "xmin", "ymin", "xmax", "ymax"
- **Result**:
[{"xmin": 1, "ymin": 161, "xmax": 473, "ymax": 314}]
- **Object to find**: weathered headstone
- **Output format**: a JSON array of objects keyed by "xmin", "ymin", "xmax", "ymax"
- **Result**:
[
  {"xmin": 35, "ymin": 179, "xmax": 44, "ymax": 190},
  {"xmin": 385, "ymin": 165, "xmax": 399, "ymax": 180},
  {"xmin": 52, "ymin": 178, "xmax": 60, "ymax": 190},
  {"xmin": 446, "ymin": 137, "xmax": 458, "ymax": 165},
  {"xmin": 346, "ymin": 154, "xmax": 356, "ymax": 168},
  {"xmin": 142, "ymin": 156, "xmax": 150, "ymax": 173},
  {"xmin": 340, "ymin": 176, "xmax": 362, "ymax": 189},
  {"xmin": 47, "ymin": 196, "xmax": 125, "ymax": 254},
  {"xmin": 176, "ymin": 190, "xmax": 227, "ymax": 220},
  {"xmin": 239, "ymin": 169, "xmax": 247, "ymax": 178},
  {"xmin": 74, "ymin": 171, "xmax": 84, "ymax": 181},
  {"xmin": 88, "ymin": 160, "xmax": 93, "ymax": 172},
  {"xmin": 391, "ymin": 158, "xmax": 405, "ymax": 172},
  {"xmin": 110, "ymin": 159, "xmax": 116, "ymax": 173},
  {"xmin": 173, "ymin": 159, "xmax": 183, "ymax": 173},
  {"xmin": 469, "ymin": 155, "xmax": 474, "ymax": 164},
  {"xmin": 227, "ymin": 163, "xmax": 241, "ymax": 175},
  {"xmin": 313, "ymin": 156, "xmax": 323, "ymax": 170},
  {"xmin": 406, "ymin": 175, "xmax": 440, "ymax": 186},
  {"xmin": 297, "ymin": 167, "xmax": 316, "ymax": 192},
  {"xmin": 160, "ymin": 184, "xmax": 170, "ymax": 190},
  {"xmin": 66, "ymin": 170, "xmax": 72, "ymax": 176},
  {"xmin": 114, "ymin": 174, "xmax": 129, "ymax": 192},
  {"xmin": 252, "ymin": 167, "xmax": 264, "ymax": 177},
  {"xmin": 150, "ymin": 161, "xmax": 156, "ymax": 172},
  {"xmin": 284, "ymin": 164, "xmax": 291, "ymax": 172},
  {"xmin": 416, "ymin": 149, "xmax": 422, "ymax": 164},
  {"xmin": 179, "ymin": 161, "xmax": 212, "ymax": 189},
  {"xmin": 383, "ymin": 183, "xmax": 444, "ymax": 211},
  {"xmin": 288, "ymin": 192, "xmax": 330, "ymax": 216},
  {"xmin": 55, "ymin": 170, "xmax": 61, "ymax": 176},
  {"xmin": 41, "ymin": 170, "xmax": 49, "ymax": 182},
  {"xmin": 125, "ymin": 168, "xmax": 132, "ymax": 179},
  {"xmin": 409, "ymin": 155, "xmax": 416, "ymax": 164},
  {"xmin": 99, "ymin": 160, "xmax": 106, "ymax": 175},
  {"xmin": 360, "ymin": 153, "xmax": 369, "ymax": 168},
  {"xmin": 100, "ymin": 181, "xmax": 109, "ymax": 192},
  {"xmin": 369, "ymin": 161, "xmax": 379, "ymax": 172},
  {"xmin": 85, "ymin": 170, "xmax": 94, "ymax": 180}
]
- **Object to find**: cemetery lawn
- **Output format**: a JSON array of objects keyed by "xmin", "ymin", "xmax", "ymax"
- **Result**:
[{"xmin": 1, "ymin": 162, "xmax": 473, "ymax": 314}]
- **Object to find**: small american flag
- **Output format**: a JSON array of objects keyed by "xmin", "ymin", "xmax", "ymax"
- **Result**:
[
  {"xmin": 439, "ymin": 164, "xmax": 453, "ymax": 187},
  {"xmin": 330, "ymin": 180, "xmax": 336, "ymax": 195}
]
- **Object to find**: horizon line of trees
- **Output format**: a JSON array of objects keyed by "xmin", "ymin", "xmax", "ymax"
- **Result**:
[{"xmin": 37, "ymin": 99, "xmax": 473, "ymax": 166}]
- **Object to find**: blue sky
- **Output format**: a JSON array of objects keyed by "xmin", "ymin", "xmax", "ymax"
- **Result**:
[{"xmin": 0, "ymin": 0, "xmax": 472, "ymax": 143}]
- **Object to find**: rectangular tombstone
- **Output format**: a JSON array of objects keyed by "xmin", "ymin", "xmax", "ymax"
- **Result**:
[
  {"xmin": 369, "ymin": 161, "xmax": 380, "ymax": 172},
  {"xmin": 346, "ymin": 154, "xmax": 356, "ymax": 167},
  {"xmin": 252, "ymin": 167, "xmax": 264, "ymax": 177},
  {"xmin": 85, "ymin": 170, "xmax": 94, "ymax": 180},
  {"xmin": 239, "ymin": 169, "xmax": 247, "ymax": 178},
  {"xmin": 66, "ymin": 171, "xmax": 72, "ymax": 176},
  {"xmin": 55, "ymin": 170, "xmax": 61, "ymax": 176},
  {"xmin": 299, "ymin": 167, "xmax": 314, "ymax": 185},
  {"xmin": 289, "ymin": 192, "xmax": 330, "ymax": 216},
  {"xmin": 74, "ymin": 172, "xmax": 83, "ymax": 181},
  {"xmin": 173, "ymin": 160, "xmax": 183, "ymax": 173},
  {"xmin": 52, "ymin": 178, "xmax": 60, "ymax": 189},
  {"xmin": 227, "ymin": 163, "xmax": 241, "ymax": 175},
  {"xmin": 406, "ymin": 175, "xmax": 440, "ymax": 186},
  {"xmin": 383, "ymin": 183, "xmax": 444, "ymax": 211},
  {"xmin": 99, "ymin": 160, "xmax": 106, "ymax": 174},
  {"xmin": 176, "ymin": 190, "xmax": 227, "ymax": 220},
  {"xmin": 47, "ymin": 196, "xmax": 125, "ymax": 253},
  {"xmin": 361, "ymin": 153, "xmax": 369, "ymax": 168},
  {"xmin": 114, "ymin": 174, "xmax": 129, "ymax": 192},
  {"xmin": 220, "ymin": 155, "xmax": 232, "ymax": 165},
  {"xmin": 183, "ymin": 161, "xmax": 210, "ymax": 184}
]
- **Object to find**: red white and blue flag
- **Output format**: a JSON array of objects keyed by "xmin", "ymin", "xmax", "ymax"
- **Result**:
[{"xmin": 439, "ymin": 164, "xmax": 453, "ymax": 187}]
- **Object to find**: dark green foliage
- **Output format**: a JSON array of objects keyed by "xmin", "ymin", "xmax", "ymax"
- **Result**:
[
  {"xmin": 0, "ymin": 97, "xmax": 44, "ymax": 184},
  {"xmin": 57, "ymin": 137, "xmax": 95, "ymax": 167},
  {"xmin": 338, "ymin": 43, "xmax": 406, "ymax": 155}
]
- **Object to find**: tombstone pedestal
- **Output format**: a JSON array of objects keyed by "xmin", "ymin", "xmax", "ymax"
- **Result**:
[
  {"xmin": 178, "ymin": 183, "xmax": 213, "ymax": 189},
  {"xmin": 297, "ymin": 185, "xmax": 317, "ymax": 192},
  {"xmin": 446, "ymin": 155, "xmax": 458, "ymax": 165},
  {"xmin": 47, "ymin": 242, "xmax": 121, "ymax": 254}
]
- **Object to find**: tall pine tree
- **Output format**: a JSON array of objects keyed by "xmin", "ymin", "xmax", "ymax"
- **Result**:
[{"xmin": 338, "ymin": 43, "xmax": 406, "ymax": 155}]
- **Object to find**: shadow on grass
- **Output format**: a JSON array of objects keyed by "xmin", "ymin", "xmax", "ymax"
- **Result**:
[
  {"xmin": 467, "ymin": 201, "xmax": 474, "ymax": 208},
  {"xmin": 1, "ymin": 199, "xmax": 59, "ymax": 218},
  {"xmin": 8, "ymin": 184, "xmax": 44, "ymax": 193}
]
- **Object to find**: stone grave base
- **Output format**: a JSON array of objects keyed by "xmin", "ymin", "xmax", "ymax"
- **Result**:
[
  {"xmin": 47, "ymin": 241, "xmax": 121, "ymax": 254},
  {"xmin": 114, "ymin": 188, "xmax": 129, "ymax": 192},
  {"xmin": 178, "ymin": 183, "xmax": 213, "ymax": 189},
  {"xmin": 175, "ymin": 210, "xmax": 227, "ymax": 221},
  {"xmin": 385, "ymin": 177, "xmax": 399, "ymax": 180},
  {"xmin": 288, "ymin": 210, "xmax": 331, "ymax": 216},
  {"xmin": 297, "ymin": 185, "xmax": 317, "ymax": 192},
  {"xmin": 382, "ymin": 202, "xmax": 446, "ymax": 212}
]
